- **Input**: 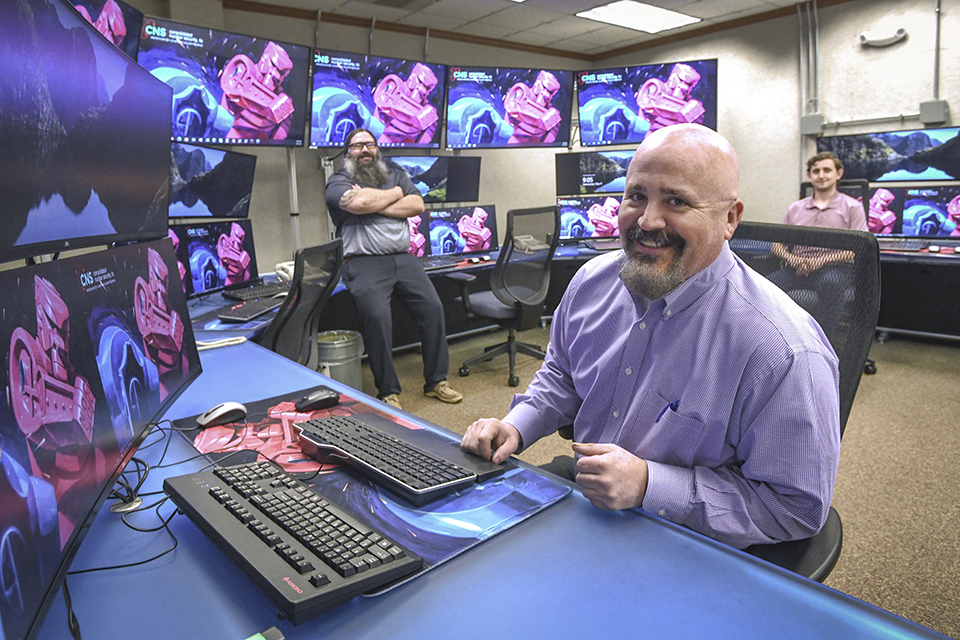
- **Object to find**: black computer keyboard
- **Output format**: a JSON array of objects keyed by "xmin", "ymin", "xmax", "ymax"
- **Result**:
[
  {"xmin": 217, "ymin": 296, "xmax": 284, "ymax": 323},
  {"xmin": 876, "ymin": 237, "xmax": 927, "ymax": 252},
  {"xmin": 296, "ymin": 414, "xmax": 491, "ymax": 507},
  {"xmin": 583, "ymin": 238, "xmax": 621, "ymax": 251},
  {"xmin": 163, "ymin": 461, "xmax": 422, "ymax": 624},
  {"xmin": 222, "ymin": 281, "xmax": 290, "ymax": 301},
  {"xmin": 420, "ymin": 255, "xmax": 462, "ymax": 271}
]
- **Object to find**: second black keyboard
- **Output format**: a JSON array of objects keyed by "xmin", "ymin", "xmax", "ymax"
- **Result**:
[
  {"xmin": 217, "ymin": 296, "xmax": 284, "ymax": 323},
  {"xmin": 222, "ymin": 281, "xmax": 290, "ymax": 301},
  {"xmin": 296, "ymin": 415, "xmax": 480, "ymax": 507},
  {"xmin": 163, "ymin": 461, "xmax": 422, "ymax": 624}
]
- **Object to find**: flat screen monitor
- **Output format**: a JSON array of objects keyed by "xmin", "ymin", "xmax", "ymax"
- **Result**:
[
  {"xmin": 168, "ymin": 219, "xmax": 260, "ymax": 297},
  {"xmin": 68, "ymin": 0, "xmax": 143, "ymax": 60},
  {"xmin": 309, "ymin": 49, "xmax": 446, "ymax": 149},
  {"xmin": 0, "ymin": 0, "xmax": 172, "ymax": 265},
  {"xmin": 169, "ymin": 142, "xmax": 257, "ymax": 218},
  {"xmin": 386, "ymin": 156, "xmax": 481, "ymax": 203},
  {"xmin": 577, "ymin": 59, "xmax": 718, "ymax": 147},
  {"xmin": 817, "ymin": 127, "xmax": 960, "ymax": 181},
  {"xmin": 445, "ymin": 66, "xmax": 574, "ymax": 149},
  {"xmin": 414, "ymin": 205, "xmax": 498, "ymax": 257},
  {"xmin": 1, "ymin": 238, "xmax": 201, "ymax": 640},
  {"xmin": 557, "ymin": 195, "xmax": 622, "ymax": 241},
  {"xmin": 555, "ymin": 150, "xmax": 634, "ymax": 195},
  {"xmin": 137, "ymin": 18, "xmax": 311, "ymax": 147},
  {"xmin": 864, "ymin": 185, "xmax": 960, "ymax": 237}
]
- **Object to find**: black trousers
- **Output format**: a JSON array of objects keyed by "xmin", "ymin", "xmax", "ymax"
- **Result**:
[{"xmin": 341, "ymin": 252, "xmax": 449, "ymax": 398}]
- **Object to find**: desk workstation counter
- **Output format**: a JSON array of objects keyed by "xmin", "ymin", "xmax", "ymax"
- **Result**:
[{"xmin": 34, "ymin": 343, "xmax": 947, "ymax": 640}]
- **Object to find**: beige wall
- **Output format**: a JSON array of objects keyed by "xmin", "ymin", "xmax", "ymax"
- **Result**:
[{"xmin": 133, "ymin": 0, "xmax": 957, "ymax": 271}]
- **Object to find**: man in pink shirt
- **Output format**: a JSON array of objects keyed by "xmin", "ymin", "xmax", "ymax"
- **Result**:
[{"xmin": 769, "ymin": 151, "xmax": 868, "ymax": 339}]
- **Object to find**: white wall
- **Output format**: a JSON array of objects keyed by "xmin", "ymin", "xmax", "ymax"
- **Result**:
[{"xmin": 133, "ymin": 0, "xmax": 958, "ymax": 271}]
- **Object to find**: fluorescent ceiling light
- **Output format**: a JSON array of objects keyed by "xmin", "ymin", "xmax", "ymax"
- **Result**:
[{"xmin": 577, "ymin": 1, "xmax": 701, "ymax": 34}]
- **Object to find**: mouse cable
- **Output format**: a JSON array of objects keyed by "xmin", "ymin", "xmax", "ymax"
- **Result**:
[
  {"xmin": 62, "ymin": 578, "xmax": 82, "ymax": 640},
  {"xmin": 67, "ymin": 499, "xmax": 179, "ymax": 576},
  {"xmin": 196, "ymin": 336, "xmax": 247, "ymax": 351}
]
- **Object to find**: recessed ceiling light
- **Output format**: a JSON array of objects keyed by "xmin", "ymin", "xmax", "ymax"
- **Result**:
[
  {"xmin": 577, "ymin": 1, "xmax": 701, "ymax": 34},
  {"xmin": 508, "ymin": 0, "xmax": 526, "ymax": 3}
]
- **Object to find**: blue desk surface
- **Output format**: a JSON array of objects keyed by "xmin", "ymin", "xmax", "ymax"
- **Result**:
[{"xmin": 36, "ymin": 343, "xmax": 946, "ymax": 640}]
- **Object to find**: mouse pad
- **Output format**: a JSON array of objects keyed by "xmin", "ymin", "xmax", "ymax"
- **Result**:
[{"xmin": 172, "ymin": 388, "xmax": 571, "ymax": 592}]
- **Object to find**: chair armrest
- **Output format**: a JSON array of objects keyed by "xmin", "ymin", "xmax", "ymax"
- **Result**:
[{"xmin": 445, "ymin": 271, "xmax": 477, "ymax": 317}]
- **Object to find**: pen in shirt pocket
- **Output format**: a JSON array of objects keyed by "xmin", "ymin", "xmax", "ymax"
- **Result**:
[{"xmin": 656, "ymin": 398, "xmax": 681, "ymax": 423}]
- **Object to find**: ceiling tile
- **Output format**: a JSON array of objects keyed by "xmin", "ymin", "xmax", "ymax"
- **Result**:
[
  {"xmin": 681, "ymin": 0, "xmax": 768, "ymax": 20},
  {"xmin": 414, "ymin": 0, "xmax": 512, "ymax": 22},
  {"xmin": 472, "ymin": 4, "xmax": 566, "ymax": 31},
  {"xmin": 526, "ymin": 15, "xmax": 603, "ymax": 39},
  {"xmin": 335, "ymin": 1, "xmax": 412, "ymax": 21},
  {"xmin": 452, "ymin": 22, "xmax": 516, "ymax": 39},
  {"xmin": 396, "ymin": 12, "xmax": 466, "ymax": 30}
]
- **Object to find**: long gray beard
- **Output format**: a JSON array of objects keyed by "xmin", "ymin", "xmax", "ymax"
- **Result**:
[{"xmin": 345, "ymin": 155, "xmax": 390, "ymax": 187}]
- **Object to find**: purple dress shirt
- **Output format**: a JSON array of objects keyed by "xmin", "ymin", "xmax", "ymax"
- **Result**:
[
  {"xmin": 504, "ymin": 244, "xmax": 841, "ymax": 549},
  {"xmin": 784, "ymin": 191, "xmax": 869, "ymax": 231}
]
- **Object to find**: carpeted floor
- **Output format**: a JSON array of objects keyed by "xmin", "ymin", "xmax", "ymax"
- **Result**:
[{"xmin": 358, "ymin": 328, "xmax": 960, "ymax": 638}]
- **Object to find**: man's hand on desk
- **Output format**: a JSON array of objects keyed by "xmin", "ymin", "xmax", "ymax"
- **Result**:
[
  {"xmin": 572, "ymin": 442, "xmax": 648, "ymax": 511},
  {"xmin": 461, "ymin": 418, "xmax": 521, "ymax": 465}
]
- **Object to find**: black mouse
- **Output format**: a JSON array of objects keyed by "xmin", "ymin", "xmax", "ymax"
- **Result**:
[{"xmin": 296, "ymin": 387, "xmax": 341, "ymax": 412}]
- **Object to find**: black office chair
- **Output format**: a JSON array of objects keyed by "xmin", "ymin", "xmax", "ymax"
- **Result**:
[
  {"xmin": 256, "ymin": 238, "xmax": 343, "ymax": 368},
  {"xmin": 801, "ymin": 179, "xmax": 877, "ymax": 375},
  {"xmin": 449, "ymin": 206, "xmax": 560, "ymax": 386},
  {"xmin": 729, "ymin": 221, "xmax": 880, "ymax": 582}
]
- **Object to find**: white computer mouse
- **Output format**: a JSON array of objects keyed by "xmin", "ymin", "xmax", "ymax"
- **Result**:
[{"xmin": 196, "ymin": 401, "xmax": 248, "ymax": 428}]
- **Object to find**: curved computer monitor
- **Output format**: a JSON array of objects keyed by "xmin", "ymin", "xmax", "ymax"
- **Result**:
[
  {"xmin": 137, "ymin": 18, "xmax": 310, "ymax": 147},
  {"xmin": 444, "ymin": 66, "xmax": 574, "ymax": 150},
  {"xmin": 309, "ymin": 49, "xmax": 446, "ymax": 149},
  {"xmin": 68, "ymin": 0, "xmax": 143, "ymax": 60},
  {"xmin": 1, "ymin": 237, "xmax": 202, "ymax": 640},
  {"xmin": 817, "ymin": 127, "xmax": 960, "ymax": 182},
  {"xmin": 577, "ymin": 59, "xmax": 717, "ymax": 147},
  {"xmin": 169, "ymin": 142, "xmax": 257, "ymax": 219},
  {"xmin": 0, "ymin": 0, "xmax": 172, "ymax": 265}
]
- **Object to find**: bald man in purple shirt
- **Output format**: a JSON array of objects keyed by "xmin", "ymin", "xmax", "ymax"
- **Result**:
[{"xmin": 461, "ymin": 125, "xmax": 840, "ymax": 549}]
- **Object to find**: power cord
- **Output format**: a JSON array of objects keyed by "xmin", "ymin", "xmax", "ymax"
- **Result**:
[{"xmin": 196, "ymin": 336, "xmax": 247, "ymax": 351}]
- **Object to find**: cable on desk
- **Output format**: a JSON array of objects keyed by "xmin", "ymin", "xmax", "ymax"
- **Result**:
[
  {"xmin": 62, "ymin": 578, "xmax": 82, "ymax": 640},
  {"xmin": 196, "ymin": 336, "xmax": 247, "ymax": 351}
]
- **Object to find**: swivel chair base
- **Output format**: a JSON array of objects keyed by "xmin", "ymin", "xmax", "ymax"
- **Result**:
[{"xmin": 459, "ymin": 328, "xmax": 545, "ymax": 387}]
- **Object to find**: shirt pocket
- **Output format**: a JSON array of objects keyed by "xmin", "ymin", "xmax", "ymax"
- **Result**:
[{"xmin": 624, "ymin": 389, "xmax": 706, "ymax": 468}]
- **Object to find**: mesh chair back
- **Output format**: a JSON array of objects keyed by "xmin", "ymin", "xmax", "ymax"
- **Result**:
[
  {"xmin": 491, "ymin": 206, "xmax": 561, "ymax": 332},
  {"xmin": 729, "ymin": 222, "xmax": 879, "ymax": 434},
  {"xmin": 257, "ymin": 239, "xmax": 343, "ymax": 366}
]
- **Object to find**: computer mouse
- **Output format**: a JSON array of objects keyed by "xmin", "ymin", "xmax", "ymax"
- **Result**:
[
  {"xmin": 467, "ymin": 257, "xmax": 481, "ymax": 264},
  {"xmin": 928, "ymin": 245, "xmax": 940, "ymax": 253},
  {"xmin": 295, "ymin": 387, "xmax": 341, "ymax": 412},
  {"xmin": 196, "ymin": 401, "xmax": 247, "ymax": 428}
]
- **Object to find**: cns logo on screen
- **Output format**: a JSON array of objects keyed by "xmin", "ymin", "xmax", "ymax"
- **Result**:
[{"xmin": 142, "ymin": 20, "xmax": 166, "ymax": 39}]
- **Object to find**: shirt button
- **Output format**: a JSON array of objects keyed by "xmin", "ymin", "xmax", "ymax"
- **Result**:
[
  {"xmin": 658, "ymin": 509, "xmax": 666, "ymax": 517},
  {"xmin": 665, "ymin": 309, "xmax": 673, "ymax": 317},
  {"xmin": 625, "ymin": 367, "xmax": 633, "ymax": 375},
  {"xmin": 613, "ymin": 410, "xmax": 620, "ymax": 418},
  {"xmin": 639, "ymin": 322, "xmax": 646, "ymax": 330}
]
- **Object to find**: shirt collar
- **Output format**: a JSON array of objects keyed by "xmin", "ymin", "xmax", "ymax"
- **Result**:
[{"xmin": 658, "ymin": 242, "xmax": 736, "ymax": 317}]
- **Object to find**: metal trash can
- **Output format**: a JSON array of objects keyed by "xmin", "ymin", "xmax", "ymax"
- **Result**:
[{"xmin": 316, "ymin": 330, "xmax": 364, "ymax": 390}]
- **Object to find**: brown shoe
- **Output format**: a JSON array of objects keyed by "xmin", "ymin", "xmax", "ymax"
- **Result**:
[
  {"xmin": 424, "ymin": 381, "xmax": 463, "ymax": 404},
  {"xmin": 382, "ymin": 394, "xmax": 402, "ymax": 410}
]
